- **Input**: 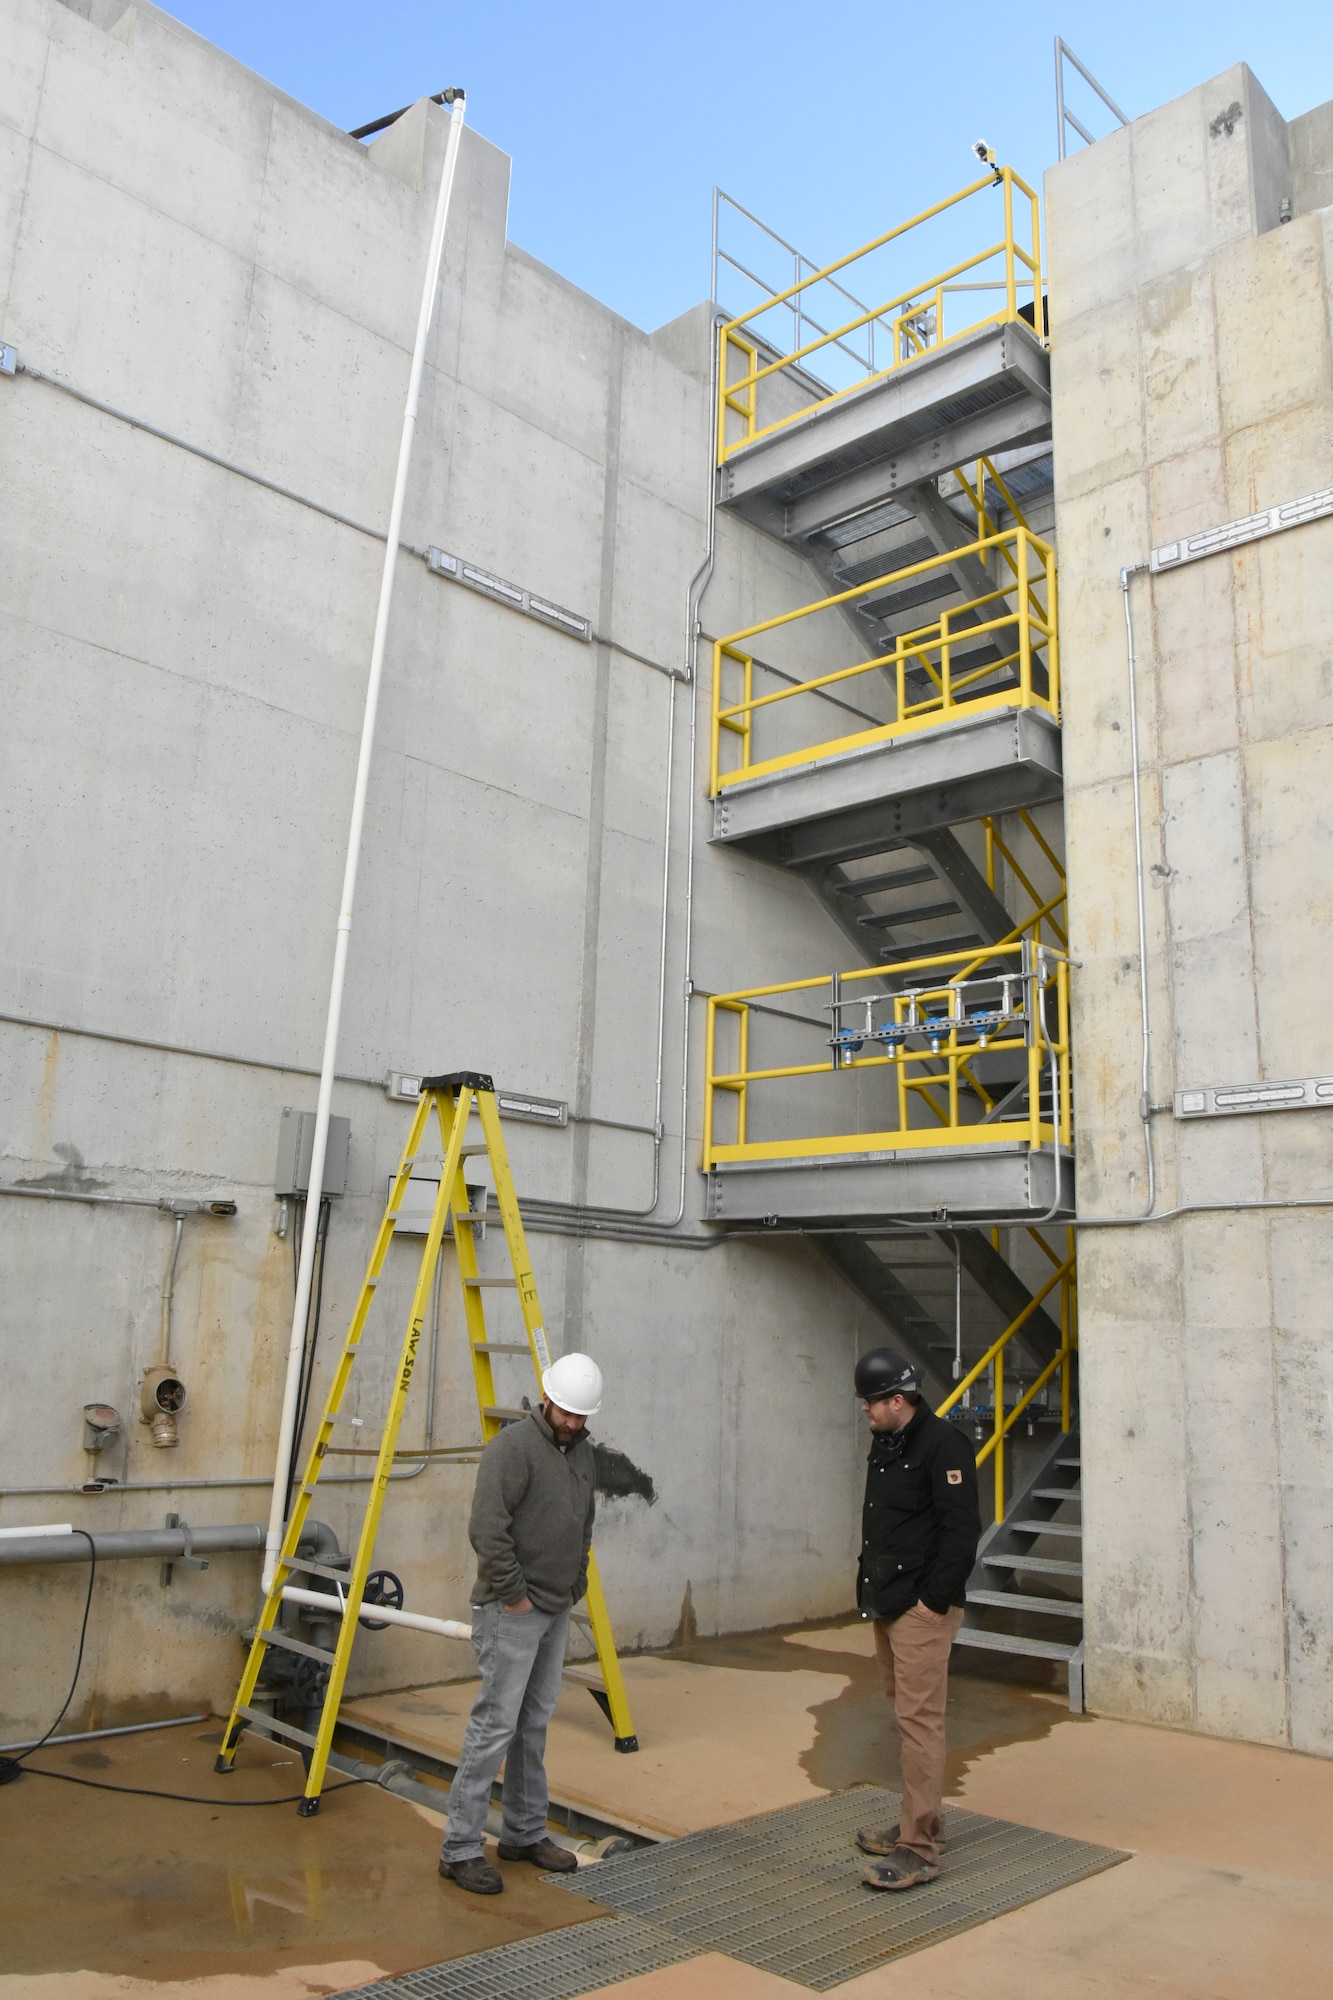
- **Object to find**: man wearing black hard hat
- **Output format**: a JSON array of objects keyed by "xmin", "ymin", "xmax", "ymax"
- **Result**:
[{"xmin": 852, "ymin": 1345, "xmax": 980, "ymax": 1890}]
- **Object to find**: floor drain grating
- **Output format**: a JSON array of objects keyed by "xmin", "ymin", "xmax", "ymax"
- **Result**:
[
  {"xmin": 547, "ymin": 1787, "xmax": 1129, "ymax": 1988},
  {"xmin": 334, "ymin": 1914, "xmax": 699, "ymax": 1999}
]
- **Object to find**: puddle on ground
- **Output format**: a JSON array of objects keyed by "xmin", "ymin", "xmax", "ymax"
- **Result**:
[
  {"xmin": 0, "ymin": 1723, "xmax": 607, "ymax": 1981},
  {"xmin": 665, "ymin": 1619, "xmax": 1070, "ymax": 1797}
]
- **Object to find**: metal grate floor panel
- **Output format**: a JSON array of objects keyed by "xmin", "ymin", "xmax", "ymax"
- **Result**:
[
  {"xmin": 547, "ymin": 1787, "xmax": 1129, "ymax": 1989},
  {"xmin": 333, "ymin": 1914, "xmax": 699, "ymax": 1999}
]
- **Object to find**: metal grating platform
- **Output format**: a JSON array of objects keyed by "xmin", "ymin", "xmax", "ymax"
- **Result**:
[
  {"xmin": 548, "ymin": 1786, "xmax": 1128, "ymax": 1989},
  {"xmin": 333, "ymin": 1914, "xmax": 699, "ymax": 2000}
]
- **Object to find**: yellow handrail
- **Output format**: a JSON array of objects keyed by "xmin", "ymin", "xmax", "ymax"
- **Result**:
[
  {"xmin": 703, "ymin": 943, "xmax": 1071, "ymax": 1170},
  {"xmin": 710, "ymin": 526, "xmax": 1058, "ymax": 796},
  {"xmin": 717, "ymin": 166, "xmax": 1043, "ymax": 464},
  {"xmin": 934, "ymin": 1228, "xmax": 1078, "ymax": 1521}
]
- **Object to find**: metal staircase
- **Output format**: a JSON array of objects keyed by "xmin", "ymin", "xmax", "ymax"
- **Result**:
[
  {"xmin": 704, "ymin": 163, "xmax": 1082, "ymax": 1702},
  {"xmin": 955, "ymin": 1428, "xmax": 1084, "ymax": 1710}
]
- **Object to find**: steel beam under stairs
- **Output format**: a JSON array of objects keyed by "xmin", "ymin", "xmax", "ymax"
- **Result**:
[
  {"xmin": 717, "ymin": 321, "xmax": 1050, "ymax": 543},
  {"xmin": 814, "ymin": 1228, "xmax": 1059, "ymax": 1387},
  {"xmin": 712, "ymin": 709, "xmax": 1062, "ymax": 862},
  {"xmin": 954, "ymin": 1428, "xmax": 1084, "ymax": 1711}
]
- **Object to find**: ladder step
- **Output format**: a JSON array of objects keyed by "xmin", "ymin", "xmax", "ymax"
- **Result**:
[
  {"xmin": 1010, "ymin": 1520, "xmax": 1082, "ymax": 1538},
  {"xmin": 465, "ymin": 1277, "xmax": 517, "ymax": 1289},
  {"xmin": 259, "ymin": 1627, "xmax": 337, "ymax": 1665},
  {"xmin": 483, "ymin": 1405, "xmax": 530, "ymax": 1421},
  {"xmin": 282, "ymin": 1557, "xmax": 351, "ymax": 1585},
  {"xmin": 561, "ymin": 1665, "xmax": 608, "ymax": 1690},
  {"xmin": 452, "ymin": 1212, "xmax": 487, "ymax": 1226},
  {"xmin": 460, "ymin": 1145, "xmax": 490, "ymax": 1157},
  {"xmin": 1032, "ymin": 1487, "xmax": 1081, "ymax": 1503},
  {"xmin": 1056, "ymin": 1457, "xmax": 1081, "ymax": 1468},
  {"xmin": 954, "ymin": 1627, "xmax": 1078, "ymax": 1663},
  {"xmin": 236, "ymin": 1705, "xmax": 322, "ymax": 1751},
  {"xmin": 966, "ymin": 1588, "xmax": 1083, "ymax": 1618},
  {"xmin": 474, "ymin": 1342, "xmax": 532, "ymax": 1355},
  {"xmin": 984, "ymin": 1553, "xmax": 1082, "ymax": 1578}
]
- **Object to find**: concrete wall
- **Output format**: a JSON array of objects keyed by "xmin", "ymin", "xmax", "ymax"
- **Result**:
[
  {"xmin": 1049, "ymin": 64, "xmax": 1333, "ymax": 1753},
  {"xmin": 0, "ymin": 0, "xmax": 881, "ymax": 1738}
]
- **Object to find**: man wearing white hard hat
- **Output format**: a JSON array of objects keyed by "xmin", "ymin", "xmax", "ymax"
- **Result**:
[{"xmin": 439, "ymin": 1351, "xmax": 604, "ymax": 1895}]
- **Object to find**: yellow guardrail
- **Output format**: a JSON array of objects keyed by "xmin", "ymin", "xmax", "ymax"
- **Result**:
[
  {"xmin": 717, "ymin": 166, "xmax": 1043, "ymax": 464},
  {"xmin": 710, "ymin": 526, "xmax": 1057, "ymax": 795},
  {"xmin": 983, "ymin": 810, "xmax": 1066, "ymax": 951},
  {"xmin": 935, "ymin": 1226, "xmax": 1077, "ymax": 1522},
  {"xmin": 702, "ymin": 942, "xmax": 1070, "ymax": 1170}
]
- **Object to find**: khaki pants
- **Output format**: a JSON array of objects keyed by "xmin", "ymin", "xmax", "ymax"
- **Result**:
[{"xmin": 872, "ymin": 1602, "xmax": 965, "ymax": 1862}]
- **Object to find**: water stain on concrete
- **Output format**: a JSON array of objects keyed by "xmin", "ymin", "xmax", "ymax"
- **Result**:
[
  {"xmin": 665, "ymin": 1620, "xmax": 1069, "ymax": 1798},
  {"xmin": 0, "ymin": 1723, "xmax": 606, "ymax": 1982}
]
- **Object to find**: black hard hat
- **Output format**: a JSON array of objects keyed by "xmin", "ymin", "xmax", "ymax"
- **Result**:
[{"xmin": 854, "ymin": 1346, "xmax": 923, "ymax": 1401}]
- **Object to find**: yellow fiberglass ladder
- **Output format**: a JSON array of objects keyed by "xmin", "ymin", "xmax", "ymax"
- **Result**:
[{"xmin": 215, "ymin": 1071, "xmax": 637, "ymax": 1815}]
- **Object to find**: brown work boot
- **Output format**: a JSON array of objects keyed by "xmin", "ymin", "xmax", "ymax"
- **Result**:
[
  {"xmin": 856, "ymin": 1822, "xmax": 947, "ymax": 1857},
  {"xmin": 861, "ymin": 1845, "xmax": 940, "ymax": 1890},
  {"xmin": 439, "ymin": 1855, "xmax": 504, "ymax": 1895},
  {"xmin": 496, "ymin": 1836, "xmax": 578, "ymax": 1872}
]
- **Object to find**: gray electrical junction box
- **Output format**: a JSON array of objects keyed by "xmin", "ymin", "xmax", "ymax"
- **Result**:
[{"xmin": 274, "ymin": 1108, "xmax": 351, "ymax": 1197}]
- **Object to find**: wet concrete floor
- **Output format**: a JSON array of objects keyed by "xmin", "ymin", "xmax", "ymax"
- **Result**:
[
  {"xmin": 0, "ymin": 1721, "xmax": 605, "ymax": 1984},
  {"xmin": 671, "ymin": 1616, "xmax": 1068, "ymax": 1798}
]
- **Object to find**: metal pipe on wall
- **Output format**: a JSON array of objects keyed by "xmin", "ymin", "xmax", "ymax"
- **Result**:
[
  {"xmin": 160, "ymin": 1212, "xmax": 184, "ymax": 1366},
  {"xmin": 0, "ymin": 1519, "xmax": 343, "ymax": 1568},
  {"xmin": 265, "ymin": 92, "xmax": 468, "ymax": 1593}
]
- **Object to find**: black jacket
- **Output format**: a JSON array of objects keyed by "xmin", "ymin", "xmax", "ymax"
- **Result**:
[{"xmin": 857, "ymin": 1402, "xmax": 981, "ymax": 1620}]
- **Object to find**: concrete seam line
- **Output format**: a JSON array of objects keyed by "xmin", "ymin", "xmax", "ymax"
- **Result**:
[
  {"xmin": 1120, "ymin": 562, "xmax": 1157, "ymax": 1218},
  {"xmin": 0, "ymin": 1011, "xmax": 655, "ymax": 1136},
  {"xmin": 9, "ymin": 360, "xmax": 675, "ymax": 680}
]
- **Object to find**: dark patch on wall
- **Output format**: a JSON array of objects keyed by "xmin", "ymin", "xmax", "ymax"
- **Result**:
[{"xmin": 592, "ymin": 1440, "xmax": 656, "ymax": 1505}]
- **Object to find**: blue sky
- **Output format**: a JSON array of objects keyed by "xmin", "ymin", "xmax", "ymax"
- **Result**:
[{"xmin": 165, "ymin": 2, "xmax": 1333, "ymax": 332}]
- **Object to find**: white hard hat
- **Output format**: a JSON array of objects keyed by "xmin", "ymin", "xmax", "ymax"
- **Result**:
[{"xmin": 541, "ymin": 1351, "xmax": 603, "ymax": 1417}]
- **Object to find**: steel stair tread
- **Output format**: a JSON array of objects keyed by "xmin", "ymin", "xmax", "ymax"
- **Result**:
[
  {"xmin": 983, "ymin": 1552, "xmax": 1082, "ymax": 1577},
  {"xmin": 1009, "ymin": 1519, "xmax": 1082, "ymax": 1538},
  {"xmin": 967, "ymin": 1588, "xmax": 1083, "ymax": 1618},
  {"xmin": 954, "ymin": 1627, "xmax": 1079, "ymax": 1662},
  {"xmin": 1032, "ymin": 1487, "xmax": 1081, "ymax": 1502}
]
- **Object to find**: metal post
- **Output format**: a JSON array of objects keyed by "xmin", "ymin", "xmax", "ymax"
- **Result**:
[{"xmin": 262, "ymin": 92, "xmax": 468, "ymax": 1592}]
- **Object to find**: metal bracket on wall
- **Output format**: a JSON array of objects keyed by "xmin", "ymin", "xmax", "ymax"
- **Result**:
[
  {"xmin": 1150, "ymin": 486, "xmax": 1333, "ymax": 572},
  {"xmin": 159, "ymin": 1512, "xmax": 209, "ymax": 1588},
  {"xmin": 425, "ymin": 546, "xmax": 592, "ymax": 641},
  {"xmin": 1175, "ymin": 1074, "xmax": 1333, "ymax": 1120}
]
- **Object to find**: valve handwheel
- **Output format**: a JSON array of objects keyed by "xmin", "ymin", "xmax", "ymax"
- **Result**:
[{"xmin": 359, "ymin": 1569, "xmax": 405, "ymax": 1630}]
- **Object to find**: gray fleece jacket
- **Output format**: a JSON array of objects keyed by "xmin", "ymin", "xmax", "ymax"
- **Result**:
[{"xmin": 468, "ymin": 1409, "xmax": 596, "ymax": 1614}]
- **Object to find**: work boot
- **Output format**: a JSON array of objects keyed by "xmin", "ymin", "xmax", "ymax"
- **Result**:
[
  {"xmin": 439, "ymin": 1855, "xmax": 504, "ymax": 1895},
  {"xmin": 860, "ymin": 1845, "xmax": 941, "ymax": 1891},
  {"xmin": 496, "ymin": 1836, "xmax": 578, "ymax": 1873},
  {"xmin": 856, "ymin": 1822, "xmax": 947, "ymax": 1857}
]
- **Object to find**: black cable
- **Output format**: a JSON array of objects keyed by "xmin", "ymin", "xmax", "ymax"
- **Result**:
[
  {"xmin": 286, "ymin": 1194, "xmax": 331, "ymax": 1517},
  {"xmin": 0, "ymin": 1529, "xmax": 96, "ymax": 1786},
  {"xmin": 0, "ymin": 1527, "xmax": 363, "ymax": 1809},
  {"xmin": 15, "ymin": 1767, "xmax": 365, "ymax": 1805}
]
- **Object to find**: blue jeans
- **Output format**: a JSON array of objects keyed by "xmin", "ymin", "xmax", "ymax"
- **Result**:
[{"xmin": 441, "ymin": 1599, "xmax": 571, "ymax": 1861}]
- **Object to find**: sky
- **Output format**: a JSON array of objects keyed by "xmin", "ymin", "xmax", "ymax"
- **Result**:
[{"xmin": 163, "ymin": 1, "xmax": 1333, "ymax": 333}]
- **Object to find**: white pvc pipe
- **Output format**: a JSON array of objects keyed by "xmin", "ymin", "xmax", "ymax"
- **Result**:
[
  {"xmin": 264, "ymin": 92, "xmax": 468, "ymax": 1592},
  {"xmin": 0, "ymin": 1523, "xmax": 72, "ymax": 1540},
  {"xmin": 281, "ymin": 1584, "xmax": 471, "ymax": 1642}
]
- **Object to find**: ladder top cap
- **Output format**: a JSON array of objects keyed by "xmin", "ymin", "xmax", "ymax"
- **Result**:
[{"xmin": 421, "ymin": 1071, "xmax": 495, "ymax": 1093}]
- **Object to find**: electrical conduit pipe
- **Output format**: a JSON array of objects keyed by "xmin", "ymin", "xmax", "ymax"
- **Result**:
[{"xmin": 264, "ymin": 92, "xmax": 468, "ymax": 1593}]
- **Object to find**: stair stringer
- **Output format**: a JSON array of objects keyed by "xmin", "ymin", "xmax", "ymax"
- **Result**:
[{"xmin": 955, "ymin": 1426, "xmax": 1083, "ymax": 1709}]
